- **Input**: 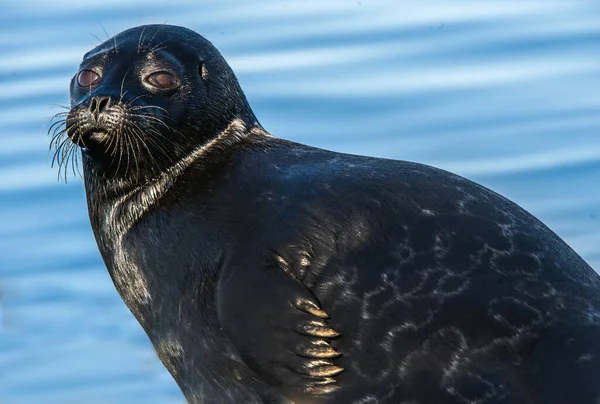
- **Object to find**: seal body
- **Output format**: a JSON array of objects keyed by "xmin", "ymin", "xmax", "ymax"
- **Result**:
[{"xmin": 57, "ymin": 25, "xmax": 600, "ymax": 404}]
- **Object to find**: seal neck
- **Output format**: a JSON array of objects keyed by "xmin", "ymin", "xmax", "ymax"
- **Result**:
[{"xmin": 84, "ymin": 118, "xmax": 260, "ymax": 241}]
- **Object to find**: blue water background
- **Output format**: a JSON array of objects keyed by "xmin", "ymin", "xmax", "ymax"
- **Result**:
[{"xmin": 1, "ymin": 1, "xmax": 599, "ymax": 403}]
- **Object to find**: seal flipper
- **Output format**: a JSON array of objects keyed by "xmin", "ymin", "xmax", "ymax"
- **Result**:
[
  {"xmin": 216, "ymin": 256, "xmax": 343, "ymax": 400},
  {"xmin": 291, "ymin": 297, "xmax": 343, "ymax": 395}
]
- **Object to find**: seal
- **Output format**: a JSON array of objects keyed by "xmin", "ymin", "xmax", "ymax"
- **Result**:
[{"xmin": 51, "ymin": 24, "xmax": 600, "ymax": 403}]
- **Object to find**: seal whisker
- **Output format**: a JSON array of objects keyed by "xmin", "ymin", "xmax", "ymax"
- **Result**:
[
  {"xmin": 149, "ymin": 39, "xmax": 169, "ymax": 53},
  {"xmin": 48, "ymin": 127, "xmax": 67, "ymax": 149},
  {"xmin": 57, "ymin": 138, "xmax": 75, "ymax": 182},
  {"xmin": 50, "ymin": 136, "xmax": 69, "ymax": 168},
  {"xmin": 52, "ymin": 106, "xmax": 70, "ymax": 111},
  {"xmin": 128, "ymin": 105, "xmax": 169, "ymax": 114},
  {"xmin": 111, "ymin": 129, "xmax": 122, "ymax": 161},
  {"xmin": 52, "ymin": 142, "xmax": 66, "ymax": 180},
  {"xmin": 71, "ymin": 143, "xmax": 82, "ymax": 178},
  {"xmin": 148, "ymin": 43, "xmax": 169, "ymax": 54},
  {"xmin": 145, "ymin": 127, "xmax": 181, "ymax": 158},
  {"xmin": 48, "ymin": 111, "xmax": 76, "ymax": 183},
  {"xmin": 105, "ymin": 129, "xmax": 119, "ymax": 157},
  {"xmin": 114, "ymin": 129, "xmax": 126, "ymax": 176},
  {"xmin": 125, "ymin": 111, "xmax": 182, "ymax": 143},
  {"xmin": 127, "ymin": 111, "xmax": 183, "ymax": 139},
  {"xmin": 49, "ymin": 124, "xmax": 68, "ymax": 146},
  {"xmin": 128, "ymin": 112, "xmax": 175, "ymax": 134},
  {"xmin": 106, "ymin": 124, "xmax": 123, "ymax": 160},
  {"xmin": 128, "ymin": 125, "xmax": 152, "ymax": 180},
  {"xmin": 100, "ymin": 22, "xmax": 118, "ymax": 54},
  {"xmin": 48, "ymin": 119, "xmax": 66, "ymax": 136},
  {"xmin": 146, "ymin": 24, "xmax": 167, "ymax": 51},
  {"xmin": 131, "ymin": 113, "xmax": 183, "ymax": 135},
  {"xmin": 89, "ymin": 32, "xmax": 103, "ymax": 46},
  {"xmin": 49, "ymin": 130, "xmax": 68, "ymax": 154},
  {"xmin": 123, "ymin": 94, "xmax": 151, "ymax": 108},
  {"xmin": 128, "ymin": 125, "xmax": 143, "ymax": 182},
  {"xmin": 146, "ymin": 131, "xmax": 177, "ymax": 164},
  {"xmin": 120, "ymin": 69, "xmax": 131, "ymax": 103},
  {"xmin": 46, "ymin": 115, "xmax": 68, "ymax": 128},
  {"xmin": 137, "ymin": 25, "xmax": 147, "ymax": 53},
  {"xmin": 122, "ymin": 127, "xmax": 133, "ymax": 179},
  {"xmin": 49, "ymin": 124, "xmax": 66, "ymax": 142},
  {"xmin": 66, "ymin": 141, "xmax": 80, "ymax": 181},
  {"xmin": 131, "ymin": 124, "xmax": 176, "ymax": 164}
]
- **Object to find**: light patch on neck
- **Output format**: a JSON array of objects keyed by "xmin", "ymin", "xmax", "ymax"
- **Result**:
[{"xmin": 107, "ymin": 118, "xmax": 249, "ymax": 237}]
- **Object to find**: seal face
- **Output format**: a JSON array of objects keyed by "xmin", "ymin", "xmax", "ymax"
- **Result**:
[{"xmin": 51, "ymin": 25, "xmax": 600, "ymax": 404}]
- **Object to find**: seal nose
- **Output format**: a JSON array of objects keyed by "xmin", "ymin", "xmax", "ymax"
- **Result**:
[{"xmin": 89, "ymin": 96, "xmax": 111, "ymax": 120}]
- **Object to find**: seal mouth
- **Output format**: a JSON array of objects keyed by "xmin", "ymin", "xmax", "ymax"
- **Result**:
[{"xmin": 71, "ymin": 128, "xmax": 109, "ymax": 148}]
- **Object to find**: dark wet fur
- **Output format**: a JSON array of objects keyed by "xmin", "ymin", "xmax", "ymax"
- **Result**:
[{"xmin": 54, "ymin": 25, "xmax": 600, "ymax": 404}]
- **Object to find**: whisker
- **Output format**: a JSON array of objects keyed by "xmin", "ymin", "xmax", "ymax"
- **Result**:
[
  {"xmin": 128, "ymin": 105, "xmax": 169, "ymax": 114},
  {"xmin": 126, "ymin": 111, "xmax": 183, "ymax": 139},
  {"xmin": 123, "ymin": 126, "xmax": 133, "ymax": 178},
  {"xmin": 55, "ymin": 138, "xmax": 72, "ymax": 182},
  {"xmin": 119, "ymin": 90, "xmax": 129, "ymax": 104},
  {"xmin": 47, "ymin": 107, "xmax": 77, "ymax": 182},
  {"xmin": 149, "ymin": 40, "xmax": 169, "ymax": 54},
  {"xmin": 49, "ymin": 128, "xmax": 67, "ymax": 146},
  {"xmin": 128, "ymin": 113, "xmax": 173, "ymax": 132},
  {"xmin": 128, "ymin": 128, "xmax": 142, "ymax": 183},
  {"xmin": 132, "ymin": 126, "xmax": 148, "ymax": 182},
  {"xmin": 51, "ymin": 136, "xmax": 70, "ymax": 167},
  {"xmin": 48, "ymin": 104, "xmax": 70, "ymax": 110},
  {"xmin": 48, "ymin": 119, "xmax": 66, "ymax": 135},
  {"xmin": 105, "ymin": 128, "xmax": 118, "ymax": 156},
  {"xmin": 148, "ymin": 45, "xmax": 168, "ymax": 54},
  {"xmin": 71, "ymin": 144, "xmax": 82, "ymax": 179},
  {"xmin": 123, "ymin": 94, "xmax": 150, "ymax": 107},
  {"xmin": 145, "ymin": 128, "xmax": 177, "ymax": 164},
  {"xmin": 148, "ymin": 21, "xmax": 169, "ymax": 51},
  {"xmin": 128, "ymin": 119, "xmax": 175, "ymax": 167},
  {"xmin": 99, "ymin": 22, "xmax": 118, "ymax": 54},
  {"xmin": 46, "ymin": 112, "xmax": 69, "ymax": 122},
  {"xmin": 90, "ymin": 32, "xmax": 103, "ymax": 45},
  {"xmin": 120, "ymin": 69, "xmax": 131, "ymax": 102},
  {"xmin": 50, "ymin": 131, "xmax": 68, "ymax": 151},
  {"xmin": 64, "ymin": 142, "xmax": 77, "ymax": 182},
  {"xmin": 146, "ymin": 26, "xmax": 164, "ymax": 51},
  {"xmin": 109, "ymin": 130, "xmax": 120, "ymax": 159},
  {"xmin": 130, "ymin": 124, "xmax": 159, "ymax": 176},
  {"xmin": 137, "ymin": 25, "xmax": 147, "ymax": 53},
  {"xmin": 114, "ymin": 129, "xmax": 125, "ymax": 176}
]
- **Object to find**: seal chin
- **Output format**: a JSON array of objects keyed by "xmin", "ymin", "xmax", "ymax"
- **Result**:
[
  {"xmin": 69, "ymin": 129, "xmax": 110, "ymax": 161},
  {"xmin": 87, "ymin": 131, "xmax": 108, "ymax": 143},
  {"xmin": 70, "ymin": 128, "xmax": 108, "ymax": 148}
]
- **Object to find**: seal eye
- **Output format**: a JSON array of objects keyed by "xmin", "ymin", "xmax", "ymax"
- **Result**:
[
  {"xmin": 77, "ymin": 69, "xmax": 101, "ymax": 87},
  {"xmin": 146, "ymin": 72, "xmax": 178, "ymax": 89}
]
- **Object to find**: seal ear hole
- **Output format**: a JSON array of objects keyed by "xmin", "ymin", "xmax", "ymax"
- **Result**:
[{"xmin": 199, "ymin": 62, "xmax": 208, "ymax": 80}]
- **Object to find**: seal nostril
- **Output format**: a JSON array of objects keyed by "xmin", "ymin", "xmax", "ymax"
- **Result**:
[
  {"xmin": 89, "ymin": 96, "xmax": 111, "ymax": 119},
  {"xmin": 98, "ymin": 97, "xmax": 110, "ymax": 112}
]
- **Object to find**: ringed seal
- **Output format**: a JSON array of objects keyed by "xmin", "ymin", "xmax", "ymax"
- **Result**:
[{"xmin": 51, "ymin": 25, "xmax": 600, "ymax": 404}]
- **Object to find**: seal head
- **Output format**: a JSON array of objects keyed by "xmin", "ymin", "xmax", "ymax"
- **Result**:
[{"xmin": 66, "ymin": 24, "xmax": 255, "ymax": 184}]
